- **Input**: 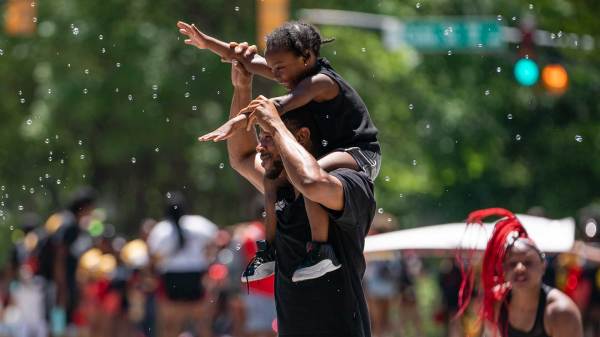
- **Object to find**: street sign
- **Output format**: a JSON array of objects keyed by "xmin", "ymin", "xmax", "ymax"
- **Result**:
[{"xmin": 386, "ymin": 18, "xmax": 504, "ymax": 52}]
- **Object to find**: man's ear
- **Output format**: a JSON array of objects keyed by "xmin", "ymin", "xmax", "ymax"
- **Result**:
[{"xmin": 294, "ymin": 127, "xmax": 312, "ymax": 147}]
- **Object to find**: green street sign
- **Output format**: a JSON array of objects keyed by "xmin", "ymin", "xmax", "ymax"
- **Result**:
[{"xmin": 389, "ymin": 18, "xmax": 504, "ymax": 52}]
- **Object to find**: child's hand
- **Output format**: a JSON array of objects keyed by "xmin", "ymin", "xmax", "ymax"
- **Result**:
[
  {"xmin": 177, "ymin": 21, "xmax": 210, "ymax": 50},
  {"xmin": 198, "ymin": 114, "xmax": 249, "ymax": 142}
]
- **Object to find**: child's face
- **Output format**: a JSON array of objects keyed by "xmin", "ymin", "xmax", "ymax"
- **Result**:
[{"xmin": 265, "ymin": 49, "xmax": 308, "ymax": 91}]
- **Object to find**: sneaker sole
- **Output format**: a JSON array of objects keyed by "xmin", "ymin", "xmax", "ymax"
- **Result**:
[
  {"xmin": 240, "ymin": 261, "xmax": 275, "ymax": 283},
  {"xmin": 292, "ymin": 259, "xmax": 341, "ymax": 282}
]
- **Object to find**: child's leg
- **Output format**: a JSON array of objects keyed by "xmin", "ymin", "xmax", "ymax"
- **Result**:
[
  {"xmin": 305, "ymin": 150, "xmax": 359, "ymax": 243},
  {"xmin": 305, "ymin": 198, "xmax": 329, "ymax": 243},
  {"xmin": 317, "ymin": 150, "xmax": 359, "ymax": 172}
]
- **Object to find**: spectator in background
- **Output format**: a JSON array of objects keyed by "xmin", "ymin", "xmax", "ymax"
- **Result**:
[
  {"xmin": 147, "ymin": 192, "xmax": 218, "ymax": 337},
  {"xmin": 50, "ymin": 186, "xmax": 97, "ymax": 335}
]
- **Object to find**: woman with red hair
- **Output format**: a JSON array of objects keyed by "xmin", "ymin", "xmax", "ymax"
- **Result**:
[{"xmin": 457, "ymin": 208, "xmax": 582, "ymax": 337}]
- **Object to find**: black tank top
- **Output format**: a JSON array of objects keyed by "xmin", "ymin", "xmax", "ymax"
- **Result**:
[
  {"xmin": 302, "ymin": 58, "xmax": 380, "ymax": 157},
  {"xmin": 499, "ymin": 284, "xmax": 552, "ymax": 337}
]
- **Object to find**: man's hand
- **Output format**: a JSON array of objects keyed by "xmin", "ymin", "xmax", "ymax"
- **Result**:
[
  {"xmin": 238, "ymin": 96, "xmax": 283, "ymax": 133},
  {"xmin": 177, "ymin": 21, "xmax": 211, "ymax": 49}
]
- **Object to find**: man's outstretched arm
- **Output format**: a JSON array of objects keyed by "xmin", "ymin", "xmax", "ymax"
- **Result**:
[{"xmin": 225, "ymin": 61, "xmax": 265, "ymax": 193}]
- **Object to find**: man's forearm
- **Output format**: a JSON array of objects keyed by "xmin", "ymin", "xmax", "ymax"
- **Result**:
[{"xmin": 272, "ymin": 126, "xmax": 324, "ymax": 194}]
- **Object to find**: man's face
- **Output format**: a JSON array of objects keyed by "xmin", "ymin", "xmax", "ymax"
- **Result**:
[
  {"xmin": 502, "ymin": 240, "xmax": 546, "ymax": 290},
  {"xmin": 256, "ymin": 128, "xmax": 285, "ymax": 179}
]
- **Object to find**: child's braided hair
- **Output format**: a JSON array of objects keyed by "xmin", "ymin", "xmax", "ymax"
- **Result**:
[{"xmin": 266, "ymin": 21, "xmax": 334, "ymax": 59}]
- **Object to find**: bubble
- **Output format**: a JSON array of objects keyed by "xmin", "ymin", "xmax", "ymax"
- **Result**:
[
  {"xmin": 416, "ymin": 2, "xmax": 421, "ymax": 8},
  {"xmin": 128, "ymin": 94, "xmax": 133, "ymax": 101},
  {"xmin": 507, "ymin": 114, "xmax": 513, "ymax": 120},
  {"xmin": 0, "ymin": 211, "xmax": 3, "ymax": 217},
  {"xmin": 48, "ymin": 156, "xmax": 52, "ymax": 162},
  {"xmin": 0, "ymin": 49, "xmax": 3, "ymax": 56},
  {"xmin": 512, "ymin": 16, "xmax": 517, "ymax": 21},
  {"xmin": 154, "ymin": 147, "xmax": 160, "ymax": 152},
  {"xmin": 261, "ymin": 211, "xmax": 267, "ymax": 218},
  {"xmin": 192, "ymin": 105, "xmax": 197, "ymax": 111},
  {"xmin": 321, "ymin": 139, "xmax": 328, "ymax": 147},
  {"xmin": 44, "ymin": 138, "xmax": 50, "ymax": 144},
  {"xmin": 67, "ymin": 63, "xmax": 71, "ymax": 68},
  {"xmin": 10, "ymin": 225, "xmax": 14, "ymax": 231},
  {"xmin": 412, "ymin": 159, "xmax": 417, "ymax": 166},
  {"xmin": 101, "ymin": 48, "xmax": 106, "ymax": 54},
  {"xmin": 31, "ymin": 1, "xmax": 36, "ymax": 7},
  {"xmin": 234, "ymin": 6, "xmax": 240, "ymax": 11},
  {"xmin": 408, "ymin": 104, "xmax": 414, "ymax": 110},
  {"xmin": 496, "ymin": 66, "xmax": 502, "ymax": 73},
  {"xmin": 152, "ymin": 84, "xmax": 158, "ymax": 91},
  {"xmin": 80, "ymin": 154, "xmax": 85, "ymax": 159},
  {"xmin": 484, "ymin": 89, "xmax": 490, "ymax": 96},
  {"xmin": 333, "ymin": 50, "xmax": 337, "ymax": 55},
  {"xmin": 131, "ymin": 157, "xmax": 136, "ymax": 164},
  {"xmin": 201, "ymin": 67, "xmax": 206, "ymax": 72},
  {"xmin": 384, "ymin": 176, "xmax": 390, "ymax": 182},
  {"xmin": 497, "ymin": 15, "xmax": 503, "ymax": 21},
  {"xmin": 216, "ymin": 90, "xmax": 220, "ymax": 95},
  {"xmin": 575, "ymin": 135, "xmax": 583, "ymax": 142},
  {"xmin": 529, "ymin": 3, "xmax": 534, "ymax": 10},
  {"xmin": 44, "ymin": 173, "xmax": 49, "ymax": 178},
  {"xmin": 48, "ymin": 88, "xmax": 52, "ymax": 95},
  {"xmin": 116, "ymin": 62, "xmax": 121, "ymax": 68},
  {"xmin": 72, "ymin": 27, "xmax": 79, "ymax": 35},
  {"xmin": 56, "ymin": 179, "xmax": 61, "ymax": 185},
  {"xmin": 115, "ymin": 88, "xmax": 119, "ymax": 93},
  {"xmin": 21, "ymin": 185, "xmax": 26, "ymax": 191},
  {"xmin": 33, "ymin": 17, "xmax": 37, "ymax": 23},
  {"xmin": 83, "ymin": 88, "xmax": 88, "ymax": 94},
  {"xmin": 377, "ymin": 208, "xmax": 384, "ymax": 214},
  {"xmin": 29, "ymin": 188, "xmax": 34, "ymax": 194},
  {"xmin": 515, "ymin": 134, "xmax": 522, "ymax": 141},
  {"xmin": 361, "ymin": 47, "xmax": 366, "ymax": 52},
  {"xmin": 219, "ymin": 162, "xmax": 225, "ymax": 169},
  {"xmin": 166, "ymin": 192, "xmax": 172, "ymax": 199},
  {"xmin": 476, "ymin": 43, "xmax": 483, "ymax": 48},
  {"xmin": 191, "ymin": 75, "xmax": 196, "ymax": 81},
  {"xmin": 25, "ymin": 118, "xmax": 32, "ymax": 125},
  {"xmin": 184, "ymin": 92, "xmax": 190, "ymax": 98},
  {"xmin": 20, "ymin": 98, "xmax": 25, "ymax": 104},
  {"xmin": 550, "ymin": 33, "xmax": 556, "ymax": 40},
  {"xmin": 0, "ymin": 186, "xmax": 4, "ymax": 191},
  {"xmin": 98, "ymin": 34, "xmax": 103, "ymax": 40},
  {"xmin": 447, "ymin": 50, "xmax": 452, "ymax": 56},
  {"xmin": 152, "ymin": 93, "xmax": 158, "ymax": 99},
  {"xmin": 60, "ymin": 159, "xmax": 64, "ymax": 164},
  {"xmin": 166, "ymin": 117, "xmax": 170, "ymax": 123}
]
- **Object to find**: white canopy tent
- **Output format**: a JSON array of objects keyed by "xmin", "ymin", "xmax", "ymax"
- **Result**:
[{"xmin": 364, "ymin": 214, "xmax": 576, "ymax": 254}]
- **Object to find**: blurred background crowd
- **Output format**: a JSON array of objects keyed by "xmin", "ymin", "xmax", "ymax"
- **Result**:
[{"xmin": 1, "ymin": 187, "xmax": 600, "ymax": 337}]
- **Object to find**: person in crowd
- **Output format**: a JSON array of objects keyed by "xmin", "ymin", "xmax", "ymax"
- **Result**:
[
  {"xmin": 147, "ymin": 192, "xmax": 218, "ymax": 337},
  {"xmin": 457, "ymin": 208, "xmax": 583, "ymax": 337}
]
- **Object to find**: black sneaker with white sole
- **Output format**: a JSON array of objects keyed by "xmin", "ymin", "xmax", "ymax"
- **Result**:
[
  {"xmin": 292, "ymin": 242, "xmax": 341, "ymax": 282},
  {"xmin": 241, "ymin": 240, "xmax": 276, "ymax": 283}
]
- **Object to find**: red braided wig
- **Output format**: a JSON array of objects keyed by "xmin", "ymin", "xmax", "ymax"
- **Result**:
[{"xmin": 456, "ymin": 208, "xmax": 532, "ymax": 330}]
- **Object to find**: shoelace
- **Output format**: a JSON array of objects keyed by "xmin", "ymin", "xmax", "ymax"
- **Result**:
[{"xmin": 243, "ymin": 254, "xmax": 264, "ymax": 294}]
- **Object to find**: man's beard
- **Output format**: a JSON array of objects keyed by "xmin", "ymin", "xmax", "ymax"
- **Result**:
[{"xmin": 265, "ymin": 159, "xmax": 284, "ymax": 179}]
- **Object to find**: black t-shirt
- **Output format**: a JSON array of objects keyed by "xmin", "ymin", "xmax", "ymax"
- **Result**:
[
  {"xmin": 304, "ymin": 58, "xmax": 380, "ymax": 156},
  {"xmin": 273, "ymin": 168, "xmax": 375, "ymax": 337}
]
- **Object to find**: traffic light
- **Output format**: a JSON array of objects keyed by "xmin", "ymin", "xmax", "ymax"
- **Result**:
[
  {"xmin": 4, "ymin": 0, "xmax": 36, "ymax": 36},
  {"xmin": 541, "ymin": 64, "xmax": 568, "ymax": 94},
  {"xmin": 514, "ymin": 58, "xmax": 540, "ymax": 86},
  {"xmin": 257, "ymin": 0, "xmax": 289, "ymax": 51}
]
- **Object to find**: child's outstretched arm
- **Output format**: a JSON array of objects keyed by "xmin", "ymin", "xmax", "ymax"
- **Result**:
[
  {"xmin": 240, "ymin": 74, "xmax": 339, "ymax": 130},
  {"xmin": 177, "ymin": 21, "xmax": 275, "ymax": 80}
]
